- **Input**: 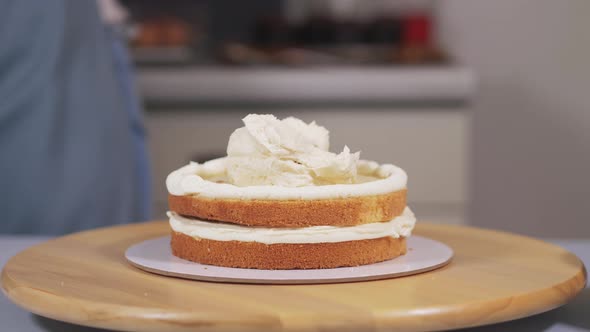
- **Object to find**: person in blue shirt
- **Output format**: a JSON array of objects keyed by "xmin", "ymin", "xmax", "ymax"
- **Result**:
[{"xmin": 0, "ymin": 0, "xmax": 151, "ymax": 234}]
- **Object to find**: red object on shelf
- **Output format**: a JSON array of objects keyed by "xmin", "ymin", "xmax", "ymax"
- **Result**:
[{"xmin": 402, "ymin": 14, "xmax": 431, "ymax": 46}]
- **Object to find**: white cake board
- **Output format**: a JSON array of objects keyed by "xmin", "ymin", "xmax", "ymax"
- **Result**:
[{"xmin": 125, "ymin": 236, "xmax": 453, "ymax": 284}]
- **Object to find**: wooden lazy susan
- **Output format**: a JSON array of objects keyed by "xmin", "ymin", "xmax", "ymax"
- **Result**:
[{"xmin": 2, "ymin": 221, "xmax": 586, "ymax": 332}]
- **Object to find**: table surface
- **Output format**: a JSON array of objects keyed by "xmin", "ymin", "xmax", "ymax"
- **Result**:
[{"xmin": 1, "ymin": 232, "xmax": 589, "ymax": 332}]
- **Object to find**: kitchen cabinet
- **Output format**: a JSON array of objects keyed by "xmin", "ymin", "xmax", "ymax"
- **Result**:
[{"xmin": 140, "ymin": 67, "xmax": 475, "ymax": 225}]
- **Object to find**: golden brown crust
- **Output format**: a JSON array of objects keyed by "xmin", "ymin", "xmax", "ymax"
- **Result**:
[
  {"xmin": 168, "ymin": 189, "xmax": 406, "ymax": 228},
  {"xmin": 171, "ymin": 231, "xmax": 406, "ymax": 270}
]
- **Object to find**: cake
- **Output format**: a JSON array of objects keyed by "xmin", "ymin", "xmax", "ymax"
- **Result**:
[{"xmin": 166, "ymin": 114, "xmax": 416, "ymax": 269}]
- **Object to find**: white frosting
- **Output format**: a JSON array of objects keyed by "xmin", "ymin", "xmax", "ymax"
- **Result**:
[
  {"xmin": 169, "ymin": 207, "xmax": 416, "ymax": 244},
  {"xmin": 226, "ymin": 114, "xmax": 360, "ymax": 187},
  {"xmin": 166, "ymin": 157, "xmax": 407, "ymax": 200}
]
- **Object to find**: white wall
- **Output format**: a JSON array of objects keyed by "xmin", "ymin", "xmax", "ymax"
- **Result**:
[{"xmin": 438, "ymin": 1, "xmax": 590, "ymax": 236}]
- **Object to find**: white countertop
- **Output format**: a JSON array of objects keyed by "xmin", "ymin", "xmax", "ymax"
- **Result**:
[
  {"xmin": 137, "ymin": 66, "xmax": 476, "ymax": 104},
  {"xmin": 1, "ymin": 235, "xmax": 587, "ymax": 332}
]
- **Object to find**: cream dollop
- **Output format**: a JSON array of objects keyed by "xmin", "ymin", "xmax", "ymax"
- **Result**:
[
  {"xmin": 169, "ymin": 207, "xmax": 416, "ymax": 244},
  {"xmin": 226, "ymin": 114, "xmax": 360, "ymax": 187}
]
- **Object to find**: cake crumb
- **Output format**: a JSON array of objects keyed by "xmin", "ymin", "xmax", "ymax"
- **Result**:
[
  {"xmin": 60, "ymin": 281, "xmax": 64, "ymax": 287},
  {"xmin": 143, "ymin": 292, "xmax": 148, "ymax": 297}
]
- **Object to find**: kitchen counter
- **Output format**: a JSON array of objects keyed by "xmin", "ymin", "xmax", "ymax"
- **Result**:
[
  {"xmin": 1, "ymin": 235, "xmax": 587, "ymax": 332},
  {"xmin": 137, "ymin": 66, "xmax": 475, "ymax": 105}
]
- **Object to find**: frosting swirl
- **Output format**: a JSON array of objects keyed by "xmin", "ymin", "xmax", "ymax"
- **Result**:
[{"xmin": 226, "ymin": 114, "xmax": 360, "ymax": 187}]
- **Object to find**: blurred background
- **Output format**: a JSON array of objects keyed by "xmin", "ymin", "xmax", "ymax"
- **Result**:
[
  {"xmin": 1, "ymin": 0, "xmax": 588, "ymax": 237},
  {"xmin": 123, "ymin": 0, "xmax": 471, "ymax": 227}
]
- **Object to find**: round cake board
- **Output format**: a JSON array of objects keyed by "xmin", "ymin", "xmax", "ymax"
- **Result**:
[
  {"xmin": 2, "ymin": 222, "xmax": 586, "ymax": 332},
  {"xmin": 125, "ymin": 235, "xmax": 453, "ymax": 284}
]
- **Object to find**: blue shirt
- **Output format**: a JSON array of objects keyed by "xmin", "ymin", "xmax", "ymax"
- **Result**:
[{"xmin": 0, "ymin": 0, "xmax": 150, "ymax": 234}]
